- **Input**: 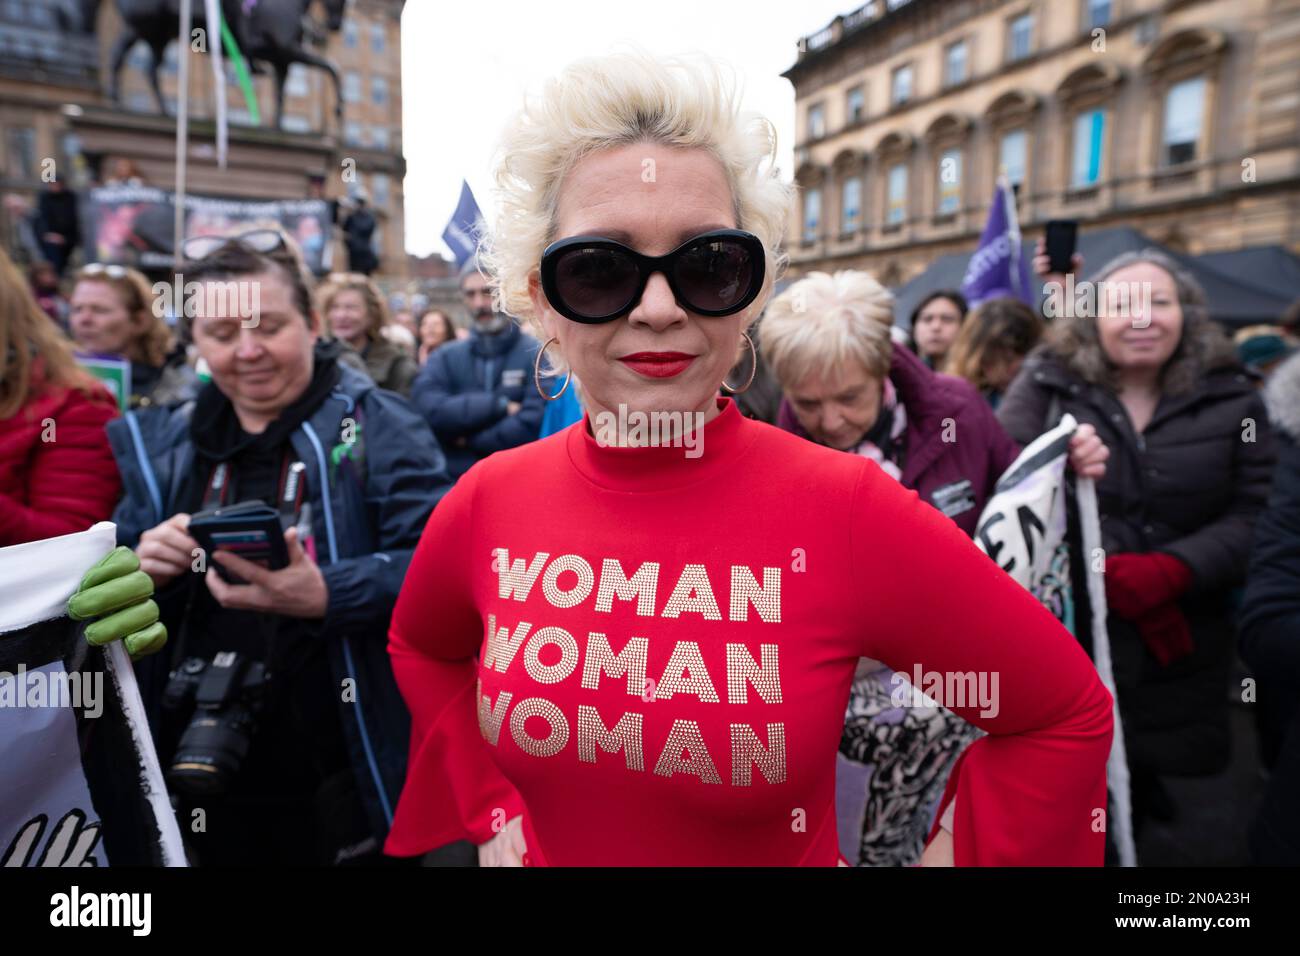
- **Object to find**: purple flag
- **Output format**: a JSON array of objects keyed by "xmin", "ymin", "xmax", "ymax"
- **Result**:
[
  {"xmin": 442, "ymin": 180, "xmax": 485, "ymax": 267},
  {"xmin": 961, "ymin": 177, "xmax": 1033, "ymax": 308}
]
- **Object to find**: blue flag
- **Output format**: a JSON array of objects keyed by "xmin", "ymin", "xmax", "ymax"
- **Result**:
[
  {"xmin": 442, "ymin": 180, "xmax": 485, "ymax": 267},
  {"xmin": 961, "ymin": 177, "xmax": 1033, "ymax": 308}
]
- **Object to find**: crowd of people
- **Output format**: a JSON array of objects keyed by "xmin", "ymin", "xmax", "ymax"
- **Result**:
[{"xmin": 2, "ymin": 49, "xmax": 1297, "ymax": 868}]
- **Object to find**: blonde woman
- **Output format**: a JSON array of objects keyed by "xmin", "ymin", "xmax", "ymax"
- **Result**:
[
  {"xmin": 319, "ymin": 272, "xmax": 418, "ymax": 395},
  {"xmin": 386, "ymin": 52, "xmax": 1113, "ymax": 867},
  {"xmin": 69, "ymin": 262, "xmax": 197, "ymax": 409}
]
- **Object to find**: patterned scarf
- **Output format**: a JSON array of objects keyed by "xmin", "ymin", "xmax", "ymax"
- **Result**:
[{"xmin": 848, "ymin": 377, "xmax": 907, "ymax": 481}]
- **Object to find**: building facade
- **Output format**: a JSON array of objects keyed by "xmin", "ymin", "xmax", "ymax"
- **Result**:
[
  {"xmin": 0, "ymin": 0, "xmax": 408, "ymax": 277},
  {"xmin": 783, "ymin": 0, "xmax": 1300, "ymax": 286}
]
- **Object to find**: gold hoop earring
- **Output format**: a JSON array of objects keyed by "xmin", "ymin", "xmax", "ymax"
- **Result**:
[
  {"xmin": 534, "ymin": 336, "xmax": 572, "ymax": 401},
  {"xmin": 721, "ymin": 331, "xmax": 757, "ymax": 395}
]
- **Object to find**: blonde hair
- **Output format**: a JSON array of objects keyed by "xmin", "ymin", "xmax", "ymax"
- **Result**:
[
  {"xmin": 479, "ymin": 50, "xmax": 791, "ymax": 332},
  {"xmin": 317, "ymin": 272, "xmax": 389, "ymax": 343},
  {"xmin": 71, "ymin": 265, "xmax": 171, "ymax": 368},
  {"xmin": 0, "ymin": 249, "xmax": 99, "ymax": 419},
  {"xmin": 762, "ymin": 270, "xmax": 896, "ymax": 388}
]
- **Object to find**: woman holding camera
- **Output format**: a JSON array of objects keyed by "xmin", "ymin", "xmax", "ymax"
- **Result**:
[
  {"xmin": 385, "ymin": 52, "xmax": 1113, "ymax": 867},
  {"xmin": 108, "ymin": 231, "xmax": 451, "ymax": 865}
]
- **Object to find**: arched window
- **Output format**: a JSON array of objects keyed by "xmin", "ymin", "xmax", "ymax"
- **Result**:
[
  {"xmin": 1142, "ymin": 29, "xmax": 1226, "ymax": 171},
  {"xmin": 1055, "ymin": 62, "xmax": 1123, "ymax": 190}
]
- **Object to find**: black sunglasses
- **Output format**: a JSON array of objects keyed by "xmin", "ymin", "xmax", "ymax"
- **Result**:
[{"xmin": 539, "ymin": 228, "xmax": 765, "ymax": 324}]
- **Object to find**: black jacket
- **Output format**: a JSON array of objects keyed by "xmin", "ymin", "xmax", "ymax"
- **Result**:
[
  {"xmin": 998, "ymin": 347, "xmax": 1276, "ymax": 775},
  {"xmin": 1239, "ymin": 352, "xmax": 1300, "ymax": 862},
  {"xmin": 35, "ymin": 188, "xmax": 79, "ymax": 245}
]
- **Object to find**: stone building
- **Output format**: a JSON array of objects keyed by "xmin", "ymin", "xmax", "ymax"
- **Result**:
[{"xmin": 783, "ymin": 0, "xmax": 1300, "ymax": 286}]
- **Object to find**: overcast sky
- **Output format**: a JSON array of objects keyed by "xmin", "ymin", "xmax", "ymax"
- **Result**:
[{"xmin": 399, "ymin": 0, "xmax": 855, "ymax": 258}]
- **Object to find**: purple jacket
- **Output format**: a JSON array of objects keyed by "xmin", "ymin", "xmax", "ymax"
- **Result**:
[{"xmin": 776, "ymin": 343, "xmax": 1020, "ymax": 536}]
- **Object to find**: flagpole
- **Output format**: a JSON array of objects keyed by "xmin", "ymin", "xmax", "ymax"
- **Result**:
[{"xmin": 173, "ymin": 0, "xmax": 192, "ymax": 275}]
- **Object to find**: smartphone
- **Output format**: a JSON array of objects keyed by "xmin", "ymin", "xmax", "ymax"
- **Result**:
[
  {"xmin": 188, "ymin": 501, "xmax": 289, "ymax": 584},
  {"xmin": 1044, "ymin": 220, "xmax": 1078, "ymax": 275}
]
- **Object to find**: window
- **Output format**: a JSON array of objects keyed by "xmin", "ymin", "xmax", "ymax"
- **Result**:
[
  {"xmin": 286, "ymin": 64, "xmax": 310, "ymax": 97},
  {"xmin": 370, "ymin": 22, "xmax": 386, "ymax": 54},
  {"xmin": 937, "ymin": 148, "xmax": 962, "ymax": 214},
  {"xmin": 370, "ymin": 126, "xmax": 390, "ymax": 149},
  {"xmin": 162, "ymin": 45, "xmax": 178, "ymax": 75},
  {"xmin": 5, "ymin": 126, "xmax": 36, "ymax": 179},
  {"xmin": 887, "ymin": 163, "xmax": 908, "ymax": 224},
  {"xmin": 802, "ymin": 187, "xmax": 821, "ymax": 242},
  {"xmin": 282, "ymin": 114, "xmax": 311, "ymax": 134},
  {"xmin": 891, "ymin": 64, "xmax": 913, "ymax": 106},
  {"xmin": 1000, "ymin": 128, "xmax": 1028, "ymax": 187},
  {"xmin": 846, "ymin": 86, "xmax": 865, "ymax": 124},
  {"xmin": 945, "ymin": 40, "xmax": 968, "ymax": 87},
  {"xmin": 371, "ymin": 75, "xmax": 387, "ymax": 106},
  {"xmin": 1086, "ymin": 0, "xmax": 1111, "ymax": 30},
  {"xmin": 372, "ymin": 173, "xmax": 391, "ymax": 208},
  {"xmin": 1008, "ymin": 13, "xmax": 1033, "ymax": 61},
  {"xmin": 344, "ymin": 121, "xmax": 364, "ymax": 146},
  {"xmin": 1071, "ymin": 109, "xmax": 1106, "ymax": 187},
  {"xmin": 1162, "ymin": 76, "xmax": 1205, "ymax": 166},
  {"xmin": 807, "ymin": 103, "xmax": 825, "ymax": 140},
  {"xmin": 841, "ymin": 177, "xmax": 862, "ymax": 233},
  {"xmin": 343, "ymin": 19, "xmax": 358, "ymax": 48},
  {"xmin": 343, "ymin": 71, "xmax": 361, "ymax": 103}
]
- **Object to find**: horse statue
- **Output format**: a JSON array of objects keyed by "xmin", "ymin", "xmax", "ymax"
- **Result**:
[{"xmin": 86, "ymin": 0, "xmax": 346, "ymax": 131}]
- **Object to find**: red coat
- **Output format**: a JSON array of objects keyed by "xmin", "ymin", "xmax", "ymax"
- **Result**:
[{"xmin": 0, "ymin": 378, "xmax": 121, "ymax": 547}]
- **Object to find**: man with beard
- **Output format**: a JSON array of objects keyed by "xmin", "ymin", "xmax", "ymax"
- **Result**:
[{"xmin": 411, "ymin": 256, "xmax": 549, "ymax": 479}]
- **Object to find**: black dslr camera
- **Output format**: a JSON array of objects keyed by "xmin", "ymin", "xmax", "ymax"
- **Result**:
[{"xmin": 162, "ymin": 652, "xmax": 270, "ymax": 797}]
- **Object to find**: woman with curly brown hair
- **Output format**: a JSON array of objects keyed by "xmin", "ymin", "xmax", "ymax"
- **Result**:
[
  {"xmin": 998, "ymin": 248, "xmax": 1276, "ymax": 835},
  {"xmin": 944, "ymin": 296, "xmax": 1043, "ymax": 410},
  {"xmin": 319, "ymin": 272, "xmax": 418, "ymax": 395}
]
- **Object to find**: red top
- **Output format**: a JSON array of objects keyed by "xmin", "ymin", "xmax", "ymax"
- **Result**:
[
  {"xmin": 387, "ymin": 398, "xmax": 1113, "ymax": 865},
  {"xmin": 0, "ymin": 377, "xmax": 121, "ymax": 548}
]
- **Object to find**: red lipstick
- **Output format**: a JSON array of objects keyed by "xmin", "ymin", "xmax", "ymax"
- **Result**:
[{"xmin": 618, "ymin": 351, "xmax": 696, "ymax": 379}]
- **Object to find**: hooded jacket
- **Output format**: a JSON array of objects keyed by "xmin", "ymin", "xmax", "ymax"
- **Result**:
[{"xmin": 107, "ymin": 358, "xmax": 452, "ymax": 847}]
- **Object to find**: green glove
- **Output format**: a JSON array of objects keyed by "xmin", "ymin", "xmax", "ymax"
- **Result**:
[{"xmin": 67, "ymin": 547, "xmax": 167, "ymax": 659}]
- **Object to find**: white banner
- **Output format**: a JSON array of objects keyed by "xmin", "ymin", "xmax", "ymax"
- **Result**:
[
  {"xmin": 0, "ymin": 524, "xmax": 186, "ymax": 867},
  {"xmin": 974, "ymin": 416, "xmax": 1136, "ymax": 866}
]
